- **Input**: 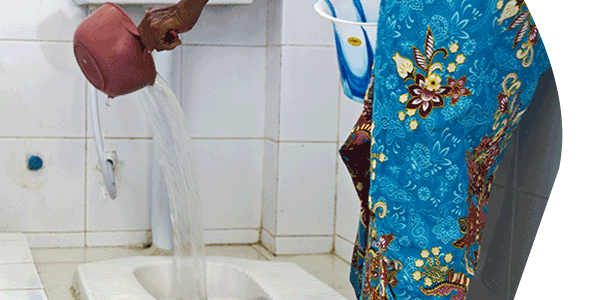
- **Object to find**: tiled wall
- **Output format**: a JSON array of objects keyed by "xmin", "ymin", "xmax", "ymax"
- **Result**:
[
  {"xmin": 260, "ymin": 0, "xmax": 363, "ymax": 256},
  {"xmin": 0, "ymin": 0, "xmax": 363, "ymax": 259}
]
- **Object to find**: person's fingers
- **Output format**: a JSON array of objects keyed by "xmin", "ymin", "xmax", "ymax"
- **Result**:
[
  {"xmin": 155, "ymin": 32, "xmax": 180, "ymax": 52},
  {"xmin": 138, "ymin": 12, "xmax": 157, "ymax": 49},
  {"xmin": 164, "ymin": 38, "xmax": 182, "ymax": 51},
  {"xmin": 138, "ymin": 5, "xmax": 183, "ymax": 52}
]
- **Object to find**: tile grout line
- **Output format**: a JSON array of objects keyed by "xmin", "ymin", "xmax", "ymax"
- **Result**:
[
  {"xmin": 258, "ymin": 20, "xmax": 270, "ymax": 247},
  {"xmin": 332, "ymin": 81, "xmax": 343, "ymax": 254},
  {"xmin": 335, "ymin": 233, "xmax": 354, "ymax": 245},
  {"xmin": 84, "ymin": 77, "xmax": 88, "ymax": 259},
  {"xmin": 251, "ymin": 244, "xmax": 273, "ymax": 261},
  {"xmin": 271, "ymin": 44, "xmax": 283, "ymax": 251}
]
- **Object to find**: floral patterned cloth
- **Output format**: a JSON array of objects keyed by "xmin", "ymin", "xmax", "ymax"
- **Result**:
[{"xmin": 340, "ymin": 0, "xmax": 551, "ymax": 299}]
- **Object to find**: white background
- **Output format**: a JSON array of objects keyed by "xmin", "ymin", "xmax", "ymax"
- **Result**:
[{"xmin": 516, "ymin": 1, "xmax": 599, "ymax": 299}]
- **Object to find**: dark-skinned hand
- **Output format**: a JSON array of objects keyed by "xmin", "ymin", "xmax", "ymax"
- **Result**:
[{"xmin": 138, "ymin": 5, "xmax": 191, "ymax": 52}]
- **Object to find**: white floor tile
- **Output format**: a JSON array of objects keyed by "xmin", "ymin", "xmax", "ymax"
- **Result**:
[
  {"xmin": 0, "ymin": 263, "xmax": 43, "ymax": 289},
  {"xmin": 338, "ymin": 288, "xmax": 358, "ymax": 300},
  {"xmin": 0, "ymin": 234, "xmax": 33, "ymax": 264},
  {"xmin": 31, "ymin": 248, "xmax": 85, "ymax": 264},
  {"xmin": 26, "ymin": 233, "xmax": 84, "ymax": 249},
  {"xmin": 0, "ymin": 290, "xmax": 47, "ymax": 300},
  {"xmin": 36, "ymin": 263, "xmax": 78, "ymax": 300}
]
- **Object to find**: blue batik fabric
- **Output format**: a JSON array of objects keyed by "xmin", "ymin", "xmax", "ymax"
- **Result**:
[{"xmin": 344, "ymin": 0, "xmax": 552, "ymax": 299}]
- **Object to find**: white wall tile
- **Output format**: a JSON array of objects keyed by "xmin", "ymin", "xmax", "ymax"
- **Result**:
[
  {"xmin": 181, "ymin": 46, "xmax": 266, "ymax": 138},
  {"xmin": 264, "ymin": 46, "xmax": 282, "ymax": 140},
  {"xmin": 86, "ymin": 139, "xmax": 152, "ymax": 231},
  {"xmin": 118, "ymin": 5, "xmax": 147, "ymax": 24},
  {"xmin": 1, "ymin": 0, "xmax": 356, "ymax": 249},
  {"xmin": 0, "ymin": 2, "xmax": 85, "ymax": 41},
  {"xmin": 260, "ymin": 228, "xmax": 276, "ymax": 253},
  {"xmin": 0, "ymin": 42, "xmax": 85, "ymax": 137},
  {"xmin": 153, "ymin": 47, "xmax": 183, "ymax": 101},
  {"xmin": 83, "ymin": 7, "xmax": 180, "ymax": 139},
  {"xmin": 334, "ymin": 235, "xmax": 354, "ymax": 264},
  {"xmin": 192, "ymin": 139, "xmax": 263, "ymax": 229},
  {"xmin": 276, "ymin": 143, "xmax": 337, "ymax": 236},
  {"xmin": 338, "ymin": 88, "xmax": 365, "ymax": 146},
  {"xmin": 86, "ymin": 231, "xmax": 150, "ymax": 247},
  {"xmin": 266, "ymin": 0, "xmax": 283, "ymax": 45},
  {"xmin": 262, "ymin": 140, "xmax": 279, "ymax": 234},
  {"xmin": 25, "ymin": 233, "xmax": 84, "ymax": 248},
  {"xmin": 275, "ymin": 235, "xmax": 333, "ymax": 255},
  {"xmin": 204, "ymin": 229, "xmax": 259, "ymax": 244},
  {"xmin": 181, "ymin": 0, "xmax": 267, "ymax": 46},
  {"xmin": 281, "ymin": 0, "xmax": 335, "ymax": 46},
  {"xmin": 0, "ymin": 139, "xmax": 84, "ymax": 232},
  {"xmin": 335, "ymin": 156, "xmax": 361, "ymax": 242},
  {"xmin": 279, "ymin": 46, "xmax": 340, "ymax": 141},
  {"xmin": 87, "ymin": 89, "xmax": 153, "ymax": 138}
]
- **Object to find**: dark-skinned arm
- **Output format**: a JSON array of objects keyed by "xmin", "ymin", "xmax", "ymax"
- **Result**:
[
  {"xmin": 175, "ymin": 0, "xmax": 210, "ymax": 32},
  {"xmin": 138, "ymin": 0, "xmax": 209, "ymax": 52}
]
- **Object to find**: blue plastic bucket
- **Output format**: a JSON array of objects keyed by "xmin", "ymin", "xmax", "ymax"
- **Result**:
[{"xmin": 314, "ymin": 0, "xmax": 380, "ymax": 102}]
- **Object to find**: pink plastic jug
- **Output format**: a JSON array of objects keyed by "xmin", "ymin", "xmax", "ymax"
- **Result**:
[{"xmin": 73, "ymin": 2, "xmax": 171, "ymax": 98}]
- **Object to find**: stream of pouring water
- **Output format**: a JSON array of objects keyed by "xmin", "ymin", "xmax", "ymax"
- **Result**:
[{"xmin": 139, "ymin": 75, "xmax": 208, "ymax": 300}]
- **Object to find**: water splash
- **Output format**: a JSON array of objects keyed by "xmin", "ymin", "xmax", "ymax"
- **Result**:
[{"xmin": 140, "ymin": 75, "xmax": 208, "ymax": 300}]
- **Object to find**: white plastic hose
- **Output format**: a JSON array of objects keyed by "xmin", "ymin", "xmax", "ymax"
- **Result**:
[{"xmin": 90, "ymin": 82, "xmax": 117, "ymax": 199}]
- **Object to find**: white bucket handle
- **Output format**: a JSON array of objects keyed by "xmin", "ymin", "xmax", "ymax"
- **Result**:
[{"xmin": 314, "ymin": 0, "xmax": 378, "ymax": 27}]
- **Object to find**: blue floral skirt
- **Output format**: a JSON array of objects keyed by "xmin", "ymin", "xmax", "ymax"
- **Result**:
[{"xmin": 340, "ymin": 1, "xmax": 551, "ymax": 299}]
